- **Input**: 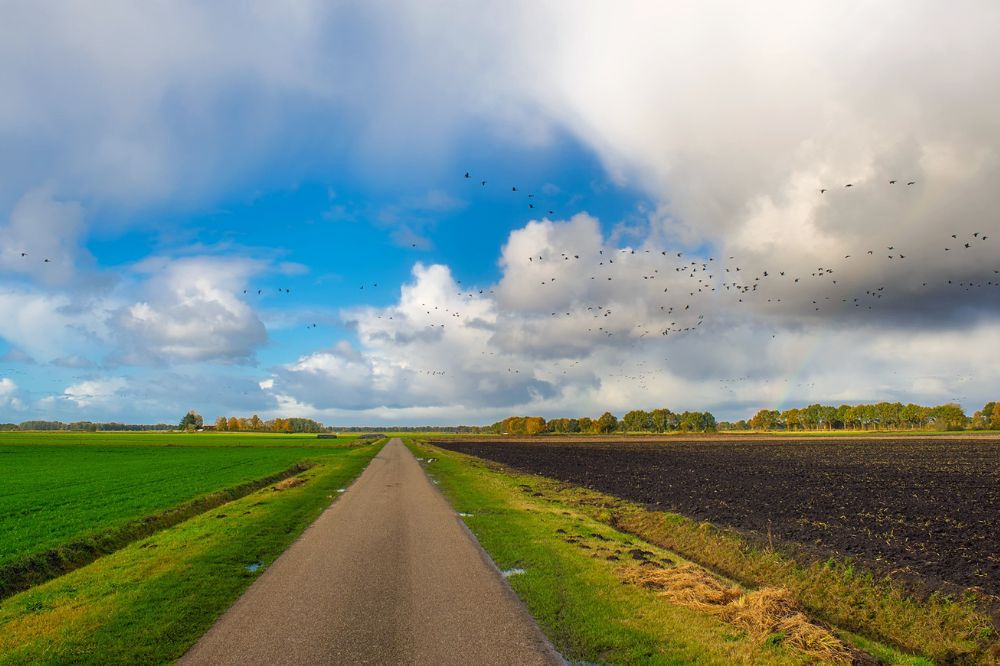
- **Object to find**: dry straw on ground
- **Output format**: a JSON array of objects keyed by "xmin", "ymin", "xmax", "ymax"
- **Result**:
[
  {"xmin": 621, "ymin": 564, "xmax": 854, "ymax": 664},
  {"xmin": 271, "ymin": 477, "xmax": 307, "ymax": 492}
]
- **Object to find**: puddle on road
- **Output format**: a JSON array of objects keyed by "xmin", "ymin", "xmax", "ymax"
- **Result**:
[
  {"xmin": 500, "ymin": 567, "xmax": 526, "ymax": 578},
  {"xmin": 246, "ymin": 562, "xmax": 263, "ymax": 573}
]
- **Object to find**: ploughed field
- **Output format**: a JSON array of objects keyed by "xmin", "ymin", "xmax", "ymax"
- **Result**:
[{"xmin": 435, "ymin": 437, "xmax": 1000, "ymax": 596}]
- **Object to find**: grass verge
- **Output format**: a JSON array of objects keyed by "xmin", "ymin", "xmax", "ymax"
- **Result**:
[
  {"xmin": 0, "ymin": 443, "xmax": 381, "ymax": 665},
  {"xmin": 609, "ymin": 510, "xmax": 996, "ymax": 664},
  {"xmin": 407, "ymin": 440, "xmax": 928, "ymax": 665}
]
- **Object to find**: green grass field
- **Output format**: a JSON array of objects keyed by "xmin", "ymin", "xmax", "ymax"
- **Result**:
[
  {"xmin": 0, "ymin": 443, "xmax": 381, "ymax": 664},
  {"xmin": 0, "ymin": 432, "xmax": 381, "ymax": 602},
  {"xmin": 1, "ymin": 444, "xmax": 347, "ymax": 567}
]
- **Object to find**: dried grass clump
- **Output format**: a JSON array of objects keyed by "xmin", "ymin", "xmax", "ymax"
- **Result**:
[
  {"xmin": 622, "ymin": 564, "xmax": 854, "ymax": 664},
  {"xmin": 271, "ymin": 477, "xmax": 306, "ymax": 492}
]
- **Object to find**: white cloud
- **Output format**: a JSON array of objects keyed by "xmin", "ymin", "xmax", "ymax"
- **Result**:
[
  {"xmin": 0, "ymin": 377, "xmax": 25, "ymax": 412},
  {"xmin": 0, "ymin": 254, "xmax": 272, "ymax": 369},
  {"xmin": 264, "ymin": 214, "xmax": 1000, "ymax": 422},
  {"xmin": 113, "ymin": 256, "xmax": 268, "ymax": 364},
  {"xmin": 0, "ymin": 289, "xmax": 110, "ymax": 362},
  {"xmin": 62, "ymin": 377, "xmax": 128, "ymax": 409}
]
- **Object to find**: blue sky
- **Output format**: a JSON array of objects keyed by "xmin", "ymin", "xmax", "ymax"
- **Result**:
[{"xmin": 2, "ymin": 2, "xmax": 999, "ymax": 425}]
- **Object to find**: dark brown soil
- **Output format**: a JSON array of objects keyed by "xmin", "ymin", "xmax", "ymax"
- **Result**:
[{"xmin": 434, "ymin": 438, "xmax": 1000, "ymax": 597}]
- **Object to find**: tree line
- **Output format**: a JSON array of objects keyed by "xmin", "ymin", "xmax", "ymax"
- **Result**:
[
  {"xmin": 481, "ymin": 401, "xmax": 1000, "ymax": 435},
  {"xmin": 329, "ymin": 425, "xmax": 474, "ymax": 432},
  {"xmin": 737, "ymin": 402, "xmax": 980, "ymax": 432},
  {"xmin": 3, "ymin": 420, "xmax": 174, "ymax": 431},
  {"xmin": 211, "ymin": 414, "xmax": 328, "ymax": 433},
  {"xmin": 484, "ymin": 409, "xmax": 718, "ymax": 435}
]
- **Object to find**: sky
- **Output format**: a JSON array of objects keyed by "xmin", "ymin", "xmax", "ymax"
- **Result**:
[{"xmin": 1, "ymin": 1, "xmax": 999, "ymax": 425}]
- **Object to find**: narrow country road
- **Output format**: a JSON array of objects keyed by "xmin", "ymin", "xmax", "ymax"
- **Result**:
[{"xmin": 180, "ymin": 438, "xmax": 562, "ymax": 666}]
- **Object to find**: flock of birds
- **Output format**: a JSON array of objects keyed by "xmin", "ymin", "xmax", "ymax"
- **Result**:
[
  {"xmin": 464, "ymin": 171, "xmax": 559, "ymax": 217},
  {"xmin": 317, "ymin": 171, "xmax": 998, "ymax": 382},
  {"xmin": 6, "ymin": 169, "xmax": 998, "ymax": 401},
  {"xmin": 10, "ymin": 252, "xmax": 53, "ymax": 263}
]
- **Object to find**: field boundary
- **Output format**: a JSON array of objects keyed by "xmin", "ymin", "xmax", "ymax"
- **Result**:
[{"xmin": 0, "ymin": 462, "xmax": 312, "ymax": 601}]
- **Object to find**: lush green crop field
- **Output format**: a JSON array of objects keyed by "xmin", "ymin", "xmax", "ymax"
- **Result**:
[
  {"xmin": 0, "ymin": 441, "xmax": 352, "ymax": 568},
  {"xmin": 0, "ymin": 444, "xmax": 381, "ymax": 664}
]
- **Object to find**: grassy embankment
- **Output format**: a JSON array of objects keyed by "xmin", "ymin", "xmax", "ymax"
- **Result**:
[
  {"xmin": 0, "ymin": 440, "xmax": 381, "ymax": 664},
  {"xmin": 407, "ymin": 440, "xmax": 935, "ymax": 666}
]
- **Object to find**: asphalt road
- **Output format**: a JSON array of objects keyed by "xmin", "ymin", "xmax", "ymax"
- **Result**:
[{"xmin": 180, "ymin": 438, "xmax": 562, "ymax": 665}]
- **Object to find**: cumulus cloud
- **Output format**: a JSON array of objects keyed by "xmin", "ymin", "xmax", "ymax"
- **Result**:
[
  {"xmin": 0, "ymin": 377, "xmax": 25, "ymax": 411},
  {"xmin": 265, "ymin": 213, "xmax": 1000, "ymax": 422},
  {"xmin": 373, "ymin": 2, "xmax": 1000, "ymax": 328},
  {"xmin": 0, "ymin": 253, "xmax": 274, "ymax": 370},
  {"xmin": 113, "ymin": 256, "xmax": 268, "ymax": 364},
  {"xmin": 61, "ymin": 377, "xmax": 128, "ymax": 409},
  {"xmin": 270, "ymin": 264, "xmax": 558, "ymax": 413},
  {"xmin": 0, "ymin": 289, "xmax": 109, "ymax": 363}
]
